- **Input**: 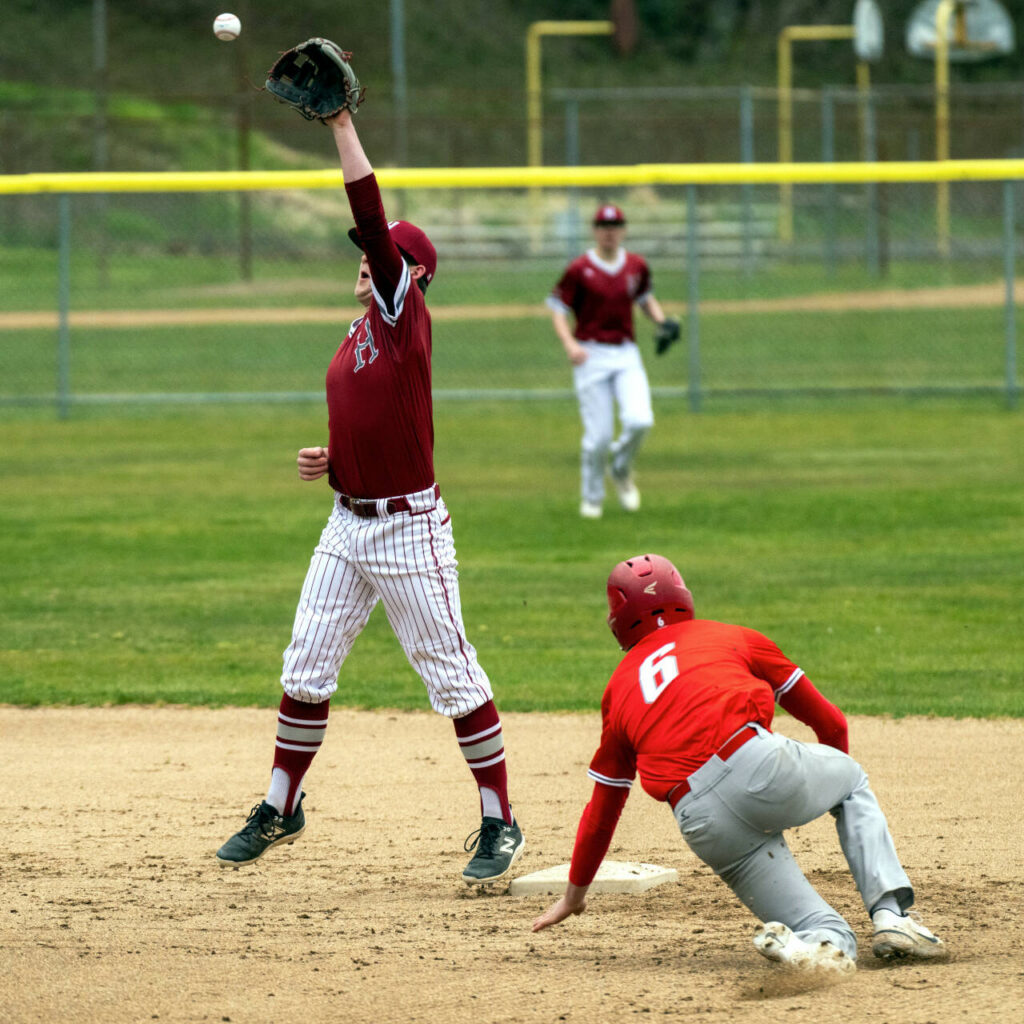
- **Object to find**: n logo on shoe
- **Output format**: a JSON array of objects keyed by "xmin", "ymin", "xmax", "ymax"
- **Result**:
[{"xmin": 499, "ymin": 835, "xmax": 518, "ymax": 855}]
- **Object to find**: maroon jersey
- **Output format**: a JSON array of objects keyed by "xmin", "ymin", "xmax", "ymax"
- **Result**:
[
  {"xmin": 325, "ymin": 174, "xmax": 434, "ymax": 499},
  {"xmin": 588, "ymin": 619, "xmax": 812, "ymax": 802},
  {"xmin": 549, "ymin": 248, "xmax": 652, "ymax": 344}
]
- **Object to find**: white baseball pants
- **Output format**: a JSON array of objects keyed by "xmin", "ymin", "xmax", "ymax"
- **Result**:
[
  {"xmin": 573, "ymin": 341, "xmax": 654, "ymax": 505},
  {"xmin": 280, "ymin": 486, "xmax": 494, "ymax": 718},
  {"xmin": 672, "ymin": 724, "xmax": 912, "ymax": 959}
]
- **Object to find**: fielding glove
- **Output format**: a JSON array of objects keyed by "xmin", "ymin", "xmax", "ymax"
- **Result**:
[
  {"xmin": 654, "ymin": 317, "xmax": 680, "ymax": 356},
  {"xmin": 265, "ymin": 38, "xmax": 365, "ymax": 122}
]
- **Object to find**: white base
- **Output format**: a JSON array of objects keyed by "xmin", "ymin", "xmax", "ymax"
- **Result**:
[{"xmin": 509, "ymin": 860, "xmax": 678, "ymax": 896}]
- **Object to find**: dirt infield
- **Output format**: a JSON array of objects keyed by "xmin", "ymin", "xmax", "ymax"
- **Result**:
[
  {"xmin": 2, "ymin": 707, "xmax": 1022, "ymax": 1024},
  {"xmin": 2, "ymin": 278, "xmax": 1022, "ymax": 331}
]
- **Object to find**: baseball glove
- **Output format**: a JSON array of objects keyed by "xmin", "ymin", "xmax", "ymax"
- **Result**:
[
  {"xmin": 265, "ymin": 38, "xmax": 365, "ymax": 122},
  {"xmin": 654, "ymin": 317, "xmax": 681, "ymax": 356}
]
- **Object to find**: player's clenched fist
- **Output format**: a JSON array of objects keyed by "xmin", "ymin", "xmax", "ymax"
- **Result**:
[{"xmin": 297, "ymin": 446, "xmax": 329, "ymax": 480}]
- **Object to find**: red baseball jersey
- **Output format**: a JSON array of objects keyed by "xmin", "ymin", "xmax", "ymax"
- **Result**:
[
  {"xmin": 587, "ymin": 619, "xmax": 809, "ymax": 802},
  {"xmin": 325, "ymin": 174, "xmax": 435, "ymax": 499},
  {"xmin": 549, "ymin": 249, "xmax": 652, "ymax": 344}
]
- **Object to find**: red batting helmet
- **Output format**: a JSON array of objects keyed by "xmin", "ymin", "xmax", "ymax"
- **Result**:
[{"xmin": 606, "ymin": 554, "xmax": 695, "ymax": 650}]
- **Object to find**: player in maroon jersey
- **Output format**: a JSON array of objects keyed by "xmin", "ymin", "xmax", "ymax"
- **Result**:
[
  {"xmin": 532, "ymin": 554, "xmax": 947, "ymax": 971},
  {"xmin": 547, "ymin": 205, "xmax": 678, "ymax": 519},
  {"xmin": 216, "ymin": 105, "xmax": 524, "ymax": 886}
]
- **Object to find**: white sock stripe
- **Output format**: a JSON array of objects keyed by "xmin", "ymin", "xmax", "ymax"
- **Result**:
[
  {"xmin": 275, "ymin": 740, "xmax": 325, "ymax": 753},
  {"xmin": 457, "ymin": 721, "xmax": 502, "ymax": 745},
  {"xmin": 276, "ymin": 723, "xmax": 327, "ymax": 743},
  {"xmin": 464, "ymin": 751, "xmax": 506, "ymax": 769},
  {"xmin": 465, "ymin": 750, "xmax": 506, "ymax": 769},
  {"xmin": 278, "ymin": 711, "xmax": 329, "ymax": 727},
  {"xmin": 459, "ymin": 734, "xmax": 505, "ymax": 761}
]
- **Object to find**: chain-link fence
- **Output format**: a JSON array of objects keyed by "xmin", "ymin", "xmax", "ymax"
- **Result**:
[
  {"xmin": 5, "ymin": 82, "xmax": 1024, "ymax": 174},
  {"xmin": 2, "ymin": 168, "xmax": 1021, "ymax": 417}
]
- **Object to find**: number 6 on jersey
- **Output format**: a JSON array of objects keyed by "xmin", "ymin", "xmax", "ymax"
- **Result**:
[{"xmin": 639, "ymin": 641, "xmax": 679, "ymax": 703}]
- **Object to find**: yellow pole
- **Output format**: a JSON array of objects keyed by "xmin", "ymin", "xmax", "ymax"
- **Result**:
[
  {"xmin": 526, "ymin": 21, "xmax": 614, "ymax": 170},
  {"xmin": 935, "ymin": 0, "xmax": 954, "ymax": 258},
  {"xmin": 776, "ymin": 25, "xmax": 856, "ymax": 242}
]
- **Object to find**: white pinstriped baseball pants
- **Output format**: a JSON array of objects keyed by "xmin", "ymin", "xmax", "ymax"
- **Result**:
[
  {"xmin": 280, "ymin": 486, "xmax": 494, "ymax": 717},
  {"xmin": 673, "ymin": 725, "xmax": 912, "ymax": 959}
]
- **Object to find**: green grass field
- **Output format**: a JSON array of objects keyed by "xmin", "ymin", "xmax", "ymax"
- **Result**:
[
  {"xmin": 1, "ymin": 400, "xmax": 1020, "ymax": 717},
  {"xmin": 0, "ymin": 306, "xmax": 1014, "ymax": 400}
]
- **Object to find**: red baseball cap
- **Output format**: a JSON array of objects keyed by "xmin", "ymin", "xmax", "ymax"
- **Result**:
[
  {"xmin": 348, "ymin": 219, "xmax": 437, "ymax": 286},
  {"xmin": 593, "ymin": 204, "xmax": 626, "ymax": 226}
]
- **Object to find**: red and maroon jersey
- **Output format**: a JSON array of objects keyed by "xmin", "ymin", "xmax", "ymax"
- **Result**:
[
  {"xmin": 325, "ymin": 174, "xmax": 434, "ymax": 499},
  {"xmin": 548, "ymin": 248, "xmax": 652, "ymax": 344},
  {"xmin": 587, "ymin": 619, "xmax": 810, "ymax": 802}
]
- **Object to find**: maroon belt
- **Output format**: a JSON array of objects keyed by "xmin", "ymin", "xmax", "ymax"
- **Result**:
[
  {"xmin": 338, "ymin": 483, "xmax": 440, "ymax": 519},
  {"xmin": 667, "ymin": 724, "xmax": 759, "ymax": 811}
]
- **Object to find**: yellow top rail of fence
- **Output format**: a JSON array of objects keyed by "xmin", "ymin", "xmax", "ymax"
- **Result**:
[{"xmin": 3, "ymin": 160, "xmax": 1024, "ymax": 194}]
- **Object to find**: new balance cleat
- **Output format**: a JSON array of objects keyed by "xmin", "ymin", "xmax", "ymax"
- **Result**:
[
  {"xmin": 754, "ymin": 921, "xmax": 856, "ymax": 974},
  {"xmin": 216, "ymin": 794, "xmax": 306, "ymax": 867},
  {"xmin": 872, "ymin": 909, "xmax": 947, "ymax": 960},
  {"xmin": 580, "ymin": 500, "xmax": 603, "ymax": 519},
  {"xmin": 462, "ymin": 816, "xmax": 525, "ymax": 885}
]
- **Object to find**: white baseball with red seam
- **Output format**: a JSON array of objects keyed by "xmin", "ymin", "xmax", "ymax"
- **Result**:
[{"xmin": 213, "ymin": 12, "xmax": 241, "ymax": 41}]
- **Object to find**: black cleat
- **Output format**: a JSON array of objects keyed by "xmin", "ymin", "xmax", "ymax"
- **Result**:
[
  {"xmin": 216, "ymin": 794, "xmax": 306, "ymax": 868},
  {"xmin": 462, "ymin": 816, "xmax": 524, "ymax": 885}
]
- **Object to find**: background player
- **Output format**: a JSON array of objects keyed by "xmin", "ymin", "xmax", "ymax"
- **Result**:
[
  {"xmin": 216, "ymin": 58, "xmax": 524, "ymax": 886},
  {"xmin": 546, "ymin": 205, "xmax": 679, "ymax": 519},
  {"xmin": 531, "ymin": 553, "xmax": 947, "ymax": 971}
]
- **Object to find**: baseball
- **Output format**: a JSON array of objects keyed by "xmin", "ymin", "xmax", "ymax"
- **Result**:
[{"xmin": 213, "ymin": 12, "xmax": 241, "ymax": 42}]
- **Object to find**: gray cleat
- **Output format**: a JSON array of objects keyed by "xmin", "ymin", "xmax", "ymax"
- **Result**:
[
  {"xmin": 462, "ymin": 816, "xmax": 525, "ymax": 885},
  {"xmin": 216, "ymin": 794, "xmax": 306, "ymax": 867}
]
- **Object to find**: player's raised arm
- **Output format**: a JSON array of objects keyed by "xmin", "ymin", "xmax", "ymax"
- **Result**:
[
  {"xmin": 328, "ymin": 110, "xmax": 372, "ymax": 184},
  {"xmin": 330, "ymin": 107, "xmax": 409, "ymax": 303}
]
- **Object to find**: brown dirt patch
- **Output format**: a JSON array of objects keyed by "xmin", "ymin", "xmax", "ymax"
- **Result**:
[
  {"xmin": 2, "ymin": 278, "xmax": 1022, "ymax": 331},
  {"xmin": 2, "ymin": 708, "xmax": 1021, "ymax": 1023}
]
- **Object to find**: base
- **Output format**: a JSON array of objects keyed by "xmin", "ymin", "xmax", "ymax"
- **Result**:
[{"xmin": 508, "ymin": 860, "xmax": 677, "ymax": 896}]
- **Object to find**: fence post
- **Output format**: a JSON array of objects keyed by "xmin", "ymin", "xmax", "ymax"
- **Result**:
[
  {"xmin": 686, "ymin": 184, "xmax": 702, "ymax": 413},
  {"xmin": 863, "ymin": 87, "xmax": 880, "ymax": 276},
  {"xmin": 57, "ymin": 194, "xmax": 72, "ymax": 421},
  {"xmin": 1004, "ymin": 180, "xmax": 1018, "ymax": 410},
  {"xmin": 565, "ymin": 98, "xmax": 581, "ymax": 261},
  {"xmin": 821, "ymin": 87, "xmax": 837, "ymax": 276},
  {"xmin": 740, "ymin": 85, "xmax": 754, "ymax": 277}
]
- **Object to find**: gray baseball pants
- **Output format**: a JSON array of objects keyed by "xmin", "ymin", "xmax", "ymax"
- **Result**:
[{"xmin": 672, "ymin": 723, "xmax": 912, "ymax": 959}]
